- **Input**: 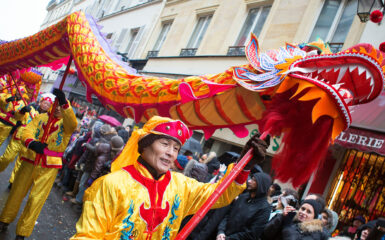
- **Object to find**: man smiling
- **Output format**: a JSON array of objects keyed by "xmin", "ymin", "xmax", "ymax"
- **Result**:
[{"xmin": 72, "ymin": 116, "xmax": 268, "ymax": 240}]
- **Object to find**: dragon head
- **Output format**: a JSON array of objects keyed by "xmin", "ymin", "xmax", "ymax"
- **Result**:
[
  {"xmin": 235, "ymin": 34, "xmax": 385, "ymax": 140},
  {"xmin": 233, "ymin": 34, "xmax": 385, "ymax": 186}
]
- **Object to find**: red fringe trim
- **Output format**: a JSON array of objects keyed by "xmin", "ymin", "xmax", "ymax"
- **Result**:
[{"xmin": 258, "ymin": 87, "xmax": 333, "ymax": 187}]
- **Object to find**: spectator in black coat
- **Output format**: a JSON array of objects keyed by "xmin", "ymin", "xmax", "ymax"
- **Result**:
[
  {"xmin": 367, "ymin": 218, "xmax": 385, "ymax": 240},
  {"xmin": 216, "ymin": 171, "xmax": 272, "ymax": 240},
  {"xmin": 262, "ymin": 199, "xmax": 329, "ymax": 240}
]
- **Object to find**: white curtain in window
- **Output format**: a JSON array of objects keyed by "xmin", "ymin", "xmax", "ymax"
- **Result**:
[
  {"xmin": 186, "ymin": 15, "xmax": 212, "ymax": 49},
  {"xmin": 153, "ymin": 22, "xmax": 172, "ymax": 51},
  {"xmin": 235, "ymin": 6, "xmax": 271, "ymax": 46},
  {"xmin": 309, "ymin": 0, "xmax": 356, "ymax": 43}
]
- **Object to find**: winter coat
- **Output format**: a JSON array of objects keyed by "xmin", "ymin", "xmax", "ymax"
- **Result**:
[
  {"xmin": 262, "ymin": 214, "xmax": 329, "ymax": 240},
  {"xmin": 184, "ymin": 206, "xmax": 231, "ymax": 240},
  {"xmin": 77, "ymin": 138, "xmax": 99, "ymax": 172},
  {"xmin": 217, "ymin": 172, "xmax": 272, "ymax": 240},
  {"xmin": 184, "ymin": 159, "xmax": 208, "ymax": 183},
  {"xmin": 90, "ymin": 142, "xmax": 111, "ymax": 180},
  {"xmin": 67, "ymin": 132, "xmax": 92, "ymax": 169}
]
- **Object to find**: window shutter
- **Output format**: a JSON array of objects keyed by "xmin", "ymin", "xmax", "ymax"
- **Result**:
[
  {"xmin": 127, "ymin": 26, "xmax": 145, "ymax": 58},
  {"xmin": 115, "ymin": 28, "xmax": 129, "ymax": 51}
]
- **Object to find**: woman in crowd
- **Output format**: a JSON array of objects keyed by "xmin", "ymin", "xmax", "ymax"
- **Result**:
[{"xmin": 262, "ymin": 199, "xmax": 329, "ymax": 240}]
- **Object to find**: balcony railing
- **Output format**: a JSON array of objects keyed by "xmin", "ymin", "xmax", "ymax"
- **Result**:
[
  {"xmin": 180, "ymin": 48, "xmax": 197, "ymax": 56},
  {"xmin": 147, "ymin": 50, "xmax": 159, "ymax": 58},
  {"xmin": 227, "ymin": 46, "xmax": 245, "ymax": 56},
  {"xmin": 328, "ymin": 42, "xmax": 344, "ymax": 53}
]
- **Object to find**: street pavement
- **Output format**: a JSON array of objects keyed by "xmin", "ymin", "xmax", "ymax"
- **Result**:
[{"xmin": 0, "ymin": 138, "xmax": 80, "ymax": 240}]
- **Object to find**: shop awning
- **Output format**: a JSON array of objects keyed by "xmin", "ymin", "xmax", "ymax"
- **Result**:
[{"xmin": 334, "ymin": 127, "xmax": 385, "ymax": 155}]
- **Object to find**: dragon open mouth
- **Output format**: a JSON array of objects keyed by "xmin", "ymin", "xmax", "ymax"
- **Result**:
[{"xmin": 285, "ymin": 44, "xmax": 385, "ymax": 127}]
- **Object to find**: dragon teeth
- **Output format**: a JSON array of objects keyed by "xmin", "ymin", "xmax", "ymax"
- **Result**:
[
  {"xmin": 332, "ymin": 83, "xmax": 343, "ymax": 90},
  {"xmin": 348, "ymin": 66, "xmax": 357, "ymax": 72},
  {"xmin": 336, "ymin": 66, "xmax": 348, "ymax": 83},
  {"xmin": 357, "ymin": 66, "xmax": 366, "ymax": 75}
]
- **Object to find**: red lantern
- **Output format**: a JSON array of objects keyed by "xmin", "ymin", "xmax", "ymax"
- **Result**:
[
  {"xmin": 379, "ymin": 42, "xmax": 385, "ymax": 53},
  {"xmin": 370, "ymin": 10, "xmax": 383, "ymax": 23}
]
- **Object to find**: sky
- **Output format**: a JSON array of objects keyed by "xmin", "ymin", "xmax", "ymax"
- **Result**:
[{"xmin": 0, "ymin": 0, "xmax": 49, "ymax": 41}]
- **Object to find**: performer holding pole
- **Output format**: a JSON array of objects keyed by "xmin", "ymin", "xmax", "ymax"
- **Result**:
[
  {"xmin": 0, "ymin": 84, "xmax": 31, "ymax": 147},
  {"xmin": 0, "ymin": 88, "xmax": 77, "ymax": 240},
  {"xmin": 71, "ymin": 116, "xmax": 268, "ymax": 240},
  {"xmin": 0, "ymin": 57, "xmax": 76, "ymax": 240},
  {"xmin": 0, "ymin": 96, "xmax": 53, "ymax": 189}
]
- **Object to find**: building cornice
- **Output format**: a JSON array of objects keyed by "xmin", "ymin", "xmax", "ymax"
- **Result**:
[{"xmin": 99, "ymin": 0, "xmax": 162, "ymax": 21}]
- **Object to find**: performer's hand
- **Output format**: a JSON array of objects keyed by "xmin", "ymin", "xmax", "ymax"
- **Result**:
[
  {"xmin": 20, "ymin": 105, "xmax": 31, "ymax": 114},
  {"xmin": 52, "ymin": 88, "xmax": 67, "ymax": 106},
  {"xmin": 216, "ymin": 233, "xmax": 226, "ymax": 240},
  {"xmin": 239, "ymin": 133, "xmax": 270, "ymax": 170},
  {"xmin": 28, "ymin": 141, "xmax": 48, "ymax": 154},
  {"xmin": 6, "ymin": 96, "xmax": 17, "ymax": 102}
]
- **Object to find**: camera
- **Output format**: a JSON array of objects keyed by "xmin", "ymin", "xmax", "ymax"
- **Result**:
[{"xmin": 280, "ymin": 195, "xmax": 297, "ymax": 208}]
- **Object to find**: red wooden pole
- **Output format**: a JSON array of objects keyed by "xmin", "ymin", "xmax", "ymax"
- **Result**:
[
  {"xmin": 176, "ymin": 132, "xmax": 269, "ymax": 239},
  {"xmin": 175, "ymin": 149, "xmax": 253, "ymax": 239},
  {"xmin": 35, "ymin": 55, "xmax": 73, "ymax": 164}
]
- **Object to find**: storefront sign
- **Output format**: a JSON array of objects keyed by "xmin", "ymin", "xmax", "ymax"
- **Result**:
[{"xmin": 334, "ymin": 128, "xmax": 385, "ymax": 155}]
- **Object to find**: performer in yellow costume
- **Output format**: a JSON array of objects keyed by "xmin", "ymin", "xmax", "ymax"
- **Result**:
[
  {"xmin": 0, "ymin": 86, "xmax": 30, "ymax": 147},
  {"xmin": 0, "ymin": 96, "xmax": 54, "ymax": 189},
  {"xmin": 0, "ymin": 89, "xmax": 77, "ymax": 240},
  {"xmin": 71, "ymin": 116, "xmax": 268, "ymax": 240}
]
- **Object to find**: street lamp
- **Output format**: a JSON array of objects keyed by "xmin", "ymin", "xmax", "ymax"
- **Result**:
[{"xmin": 357, "ymin": 0, "xmax": 384, "ymax": 23}]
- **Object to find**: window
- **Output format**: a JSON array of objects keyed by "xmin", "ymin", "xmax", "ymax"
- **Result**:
[
  {"xmin": 125, "ymin": 29, "xmax": 139, "ymax": 53},
  {"xmin": 114, "ymin": 0, "xmax": 132, "ymax": 11},
  {"xmin": 125, "ymin": 27, "xmax": 145, "ymax": 58},
  {"xmin": 186, "ymin": 15, "xmax": 212, "ymax": 49},
  {"xmin": 153, "ymin": 22, "xmax": 172, "ymax": 51},
  {"xmin": 106, "ymin": 33, "xmax": 113, "ymax": 39},
  {"xmin": 309, "ymin": 0, "xmax": 357, "ymax": 52},
  {"xmin": 235, "ymin": 6, "xmax": 271, "ymax": 47},
  {"xmin": 114, "ymin": 28, "xmax": 129, "ymax": 51}
]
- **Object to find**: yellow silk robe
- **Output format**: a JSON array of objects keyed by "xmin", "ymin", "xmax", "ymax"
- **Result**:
[
  {"xmin": 72, "ymin": 161, "xmax": 248, "ymax": 240},
  {"xmin": 22, "ymin": 103, "xmax": 78, "ymax": 168}
]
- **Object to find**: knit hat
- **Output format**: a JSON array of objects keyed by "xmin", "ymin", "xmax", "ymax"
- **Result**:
[
  {"xmin": 111, "ymin": 136, "xmax": 124, "ymax": 151},
  {"xmin": 100, "ymin": 124, "xmax": 113, "ymax": 136},
  {"xmin": 301, "ymin": 199, "xmax": 322, "ymax": 219},
  {"xmin": 354, "ymin": 215, "xmax": 366, "ymax": 224},
  {"xmin": 175, "ymin": 155, "xmax": 189, "ymax": 170}
]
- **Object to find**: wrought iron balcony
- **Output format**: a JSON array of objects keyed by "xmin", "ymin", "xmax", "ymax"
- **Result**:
[
  {"xmin": 147, "ymin": 50, "xmax": 159, "ymax": 58},
  {"xmin": 329, "ymin": 42, "xmax": 344, "ymax": 53},
  {"xmin": 180, "ymin": 48, "xmax": 197, "ymax": 56},
  {"xmin": 227, "ymin": 46, "xmax": 245, "ymax": 56}
]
